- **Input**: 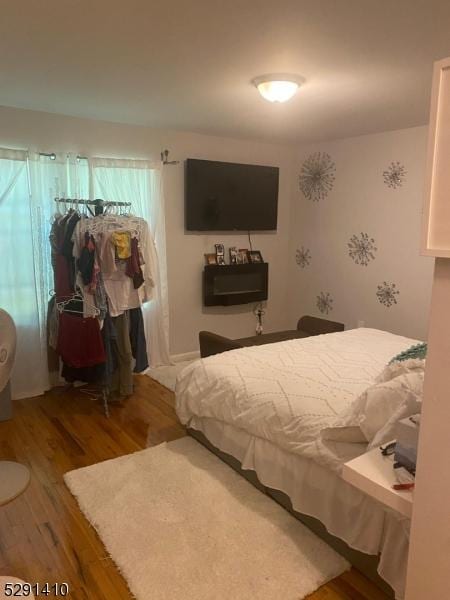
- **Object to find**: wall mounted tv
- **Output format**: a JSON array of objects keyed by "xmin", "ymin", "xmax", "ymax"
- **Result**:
[{"xmin": 185, "ymin": 158, "xmax": 279, "ymax": 231}]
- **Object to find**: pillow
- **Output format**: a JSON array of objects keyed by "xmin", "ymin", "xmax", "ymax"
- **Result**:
[
  {"xmin": 375, "ymin": 357, "xmax": 425, "ymax": 384},
  {"xmin": 368, "ymin": 388, "xmax": 421, "ymax": 449},
  {"xmin": 322, "ymin": 370, "xmax": 424, "ymax": 445}
]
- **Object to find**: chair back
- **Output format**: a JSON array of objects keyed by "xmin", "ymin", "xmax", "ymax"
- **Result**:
[{"xmin": 297, "ymin": 315, "xmax": 344, "ymax": 336}]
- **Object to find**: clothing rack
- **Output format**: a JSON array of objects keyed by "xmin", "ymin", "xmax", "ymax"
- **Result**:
[
  {"xmin": 55, "ymin": 197, "xmax": 131, "ymax": 216},
  {"xmin": 53, "ymin": 196, "xmax": 137, "ymax": 418}
]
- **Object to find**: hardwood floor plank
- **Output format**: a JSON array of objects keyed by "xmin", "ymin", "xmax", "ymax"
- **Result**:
[{"xmin": 0, "ymin": 375, "xmax": 390, "ymax": 599}]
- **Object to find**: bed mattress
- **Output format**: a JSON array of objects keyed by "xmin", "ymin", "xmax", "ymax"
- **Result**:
[{"xmin": 176, "ymin": 328, "xmax": 418, "ymax": 472}]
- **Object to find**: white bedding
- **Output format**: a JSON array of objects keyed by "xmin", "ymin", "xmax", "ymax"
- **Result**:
[
  {"xmin": 187, "ymin": 416, "xmax": 410, "ymax": 600},
  {"xmin": 175, "ymin": 328, "xmax": 419, "ymax": 599},
  {"xmin": 176, "ymin": 328, "xmax": 418, "ymax": 472}
]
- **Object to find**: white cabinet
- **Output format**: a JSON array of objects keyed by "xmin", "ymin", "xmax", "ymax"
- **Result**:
[{"xmin": 422, "ymin": 57, "xmax": 450, "ymax": 257}]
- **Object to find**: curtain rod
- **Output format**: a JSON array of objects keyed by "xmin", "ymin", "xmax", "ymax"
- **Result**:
[
  {"xmin": 39, "ymin": 152, "xmax": 88, "ymax": 161},
  {"xmin": 38, "ymin": 152, "xmax": 177, "ymax": 164}
]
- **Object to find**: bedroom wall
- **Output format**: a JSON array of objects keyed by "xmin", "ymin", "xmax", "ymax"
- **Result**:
[
  {"xmin": 288, "ymin": 125, "xmax": 434, "ymax": 341},
  {"xmin": 0, "ymin": 105, "xmax": 294, "ymax": 358}
]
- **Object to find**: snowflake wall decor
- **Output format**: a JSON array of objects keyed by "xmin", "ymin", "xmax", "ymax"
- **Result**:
[
  {"xmin": 299, "ymin": 152, "xmax": 336, "ymax": 201},
  {"xmin": 295, "ymin": 246, "xmax": 311, "ymax": 268},
  {"xmin": 316, "ymin": 291, "xmax": 333, "ymax": 314},
  {"xmin": 383, "ymin": 161, "xmax": 406, "ymax": 189},
  {"xmin": 348, "ymin": 232, "xmax": 377, "ymax": 266},
  {"xmin": 376, "ymin": 281, "xmax": 399, "ymax": 308}
]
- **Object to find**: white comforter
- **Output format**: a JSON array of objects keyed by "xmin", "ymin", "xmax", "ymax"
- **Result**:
[{"xmin": 175, "ymin": 328, "xmax": 418, "ymax": 472}]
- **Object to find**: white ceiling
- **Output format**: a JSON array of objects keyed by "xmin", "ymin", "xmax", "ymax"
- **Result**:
[{"xmin": 1, "ymin": 0, "xmax": 450, "ymax": 144}]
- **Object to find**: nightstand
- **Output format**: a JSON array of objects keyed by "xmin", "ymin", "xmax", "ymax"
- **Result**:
[{"xmin": 342, "ymin": 445, "xmax": 413, "ymax": 518}]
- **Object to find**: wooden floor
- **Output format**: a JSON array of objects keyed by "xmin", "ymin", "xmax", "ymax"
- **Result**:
[{"xmin": 0, "ymin": 375, "xmax": 389, "ymax": 600}]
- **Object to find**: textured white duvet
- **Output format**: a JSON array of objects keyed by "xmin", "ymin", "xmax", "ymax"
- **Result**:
[{"xmin": 175, "ymin": 328, "xmax": 418, "ymax": 472}]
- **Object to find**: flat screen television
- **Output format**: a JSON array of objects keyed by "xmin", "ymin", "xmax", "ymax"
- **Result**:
[{"xmin": 185, "ymin": 158, "xmax": 279, "ymax": 231}]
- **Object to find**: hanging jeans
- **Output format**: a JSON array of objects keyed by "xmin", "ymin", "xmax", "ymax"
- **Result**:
[
  {"xmin": 129, "ymin": 307, "xmax": 149, "ymax": 373},
  {"xmin": 110, "ymin": 312, "xmax": 133, "ymax": 396}
]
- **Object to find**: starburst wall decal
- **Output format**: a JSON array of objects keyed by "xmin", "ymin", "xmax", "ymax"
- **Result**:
[
  {"xmin": 316, "ymin": 291, "xmax": 333, "ymax": 314},
  {"xmin": 295, "ymin": 246, "xmax": 311, "ymax": 268},
  {"xmin": 376, "ymin": 282, "xmax": 399, "ymax": 308},
  {"xmin": 383, "ymin": 161, "xmax": 406, "ymax": 189},
  {"xmin": 348, "ymin": 232, "xmax": 377, "ymax": 266},
  {"xmin": 299, "ymin": 152, "xmax": 336, "ymax": 201}
]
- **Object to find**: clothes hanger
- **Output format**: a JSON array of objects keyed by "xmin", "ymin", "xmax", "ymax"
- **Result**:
[{"xmin": 56, "ymin": 291, "xmax": 100, "ymax": 316}]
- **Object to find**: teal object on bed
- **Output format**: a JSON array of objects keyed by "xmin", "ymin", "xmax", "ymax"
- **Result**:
[{"xmin": 389, "ymin": 342, "xmax": 427, "ymax": 364}]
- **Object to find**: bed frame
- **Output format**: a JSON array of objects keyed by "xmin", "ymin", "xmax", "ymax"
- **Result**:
[{"xmin": 188, "ymin": 427, "xmax": 395, "ymax": 598}]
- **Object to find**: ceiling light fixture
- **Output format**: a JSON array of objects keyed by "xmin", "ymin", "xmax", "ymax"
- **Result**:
[{"xmin": 252, "ymin": 74, "xmax": 304, "ymax": 103}]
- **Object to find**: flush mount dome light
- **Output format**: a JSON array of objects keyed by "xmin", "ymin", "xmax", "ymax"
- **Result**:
[{"xmin": 252, "ymin": 74, "xmax": 304, "ymax": 103}]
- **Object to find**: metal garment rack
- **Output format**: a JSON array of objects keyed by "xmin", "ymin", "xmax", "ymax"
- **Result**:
[
  {"xmin": 54, "ymin": 197, "xmax": 131, "ymax": 217},
  {"xmin": 54, "ymin": 197, "xmax": 132, "ymax": 417}
]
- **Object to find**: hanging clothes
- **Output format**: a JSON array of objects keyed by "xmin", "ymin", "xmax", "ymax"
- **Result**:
[
  {"xmin": 49, "ymin": 201, "xmax": 154, "ymax": 396},
  {"xmin": 110, "ymin": 312, "xmax": 134, "ymax": 396},
  {"xmin": 72, "ymin": 212, "xmax": 157, "ymax": 312},
  {"xmin": 111, "ymin": 230, "xmax": 132, "ymax": 259},
  {"xmin": 129, "ymin": 307, "xmax": 149, "ymax": 373},
  {"xmin": 56, "ymin": 313, "xmax": 106, "ymax": 368}
]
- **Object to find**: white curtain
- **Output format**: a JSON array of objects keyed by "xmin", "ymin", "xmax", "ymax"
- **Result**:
[
  {"xmin": 0, "ymin": 149, "xmax": 169, "ymax": 399},
  {"xmin": 0, "ymin": 148, "xmax": 49, "ymax": 399},
  {"xmin": 91, "ymin": 157, "xmax": 171, "ymax": 366},
  {"xmin": 27, "ymin": 153, "xmax": 89, "ymax": 385},
  {"xmin": 0, "ymin": 150, "xmax": 90, "ymax": 399}
]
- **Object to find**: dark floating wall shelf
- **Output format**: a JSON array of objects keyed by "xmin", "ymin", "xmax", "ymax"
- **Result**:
[{"xmin": 203, "ymin": 263, "xmax": 269, "ymax": 306}]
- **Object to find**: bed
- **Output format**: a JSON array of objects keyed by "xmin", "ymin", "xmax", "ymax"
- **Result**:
[{"xmin": 175, "ymin": 328, "xmax": 419, "ymax": 600}]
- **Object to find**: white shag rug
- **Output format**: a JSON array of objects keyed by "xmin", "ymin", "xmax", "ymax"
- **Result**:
[
  {"xmin": 64, "ymin": 437, "xmax": 349, "ymax": 600},
  {"xmin": 146, "ymin": 360, "xmax": 193, "ymax": 391}
]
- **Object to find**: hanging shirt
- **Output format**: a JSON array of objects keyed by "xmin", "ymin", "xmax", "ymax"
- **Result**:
[
  {"xmin": 72, "ymin": 214, "xmax": 157, "ymax": 316},
  {"xmin": 111, "ymin": 230, "xmax": 131, "ymax": 259},
  {"xmin": 102, "ymin": 262, "xmax": 142, "ymax": 317}
]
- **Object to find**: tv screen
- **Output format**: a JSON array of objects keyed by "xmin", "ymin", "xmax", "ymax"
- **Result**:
[{"xmin": 185, "ymin": 159, "xmax": 279, "ymax": 231}]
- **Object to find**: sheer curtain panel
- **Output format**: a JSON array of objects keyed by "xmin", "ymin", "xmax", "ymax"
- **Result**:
[
  {"xmin": 91, "ymin": 157, "xmax": 171, "ymax": 366},
  {"xmin": 0, "ymin": 150, "xmax": 169, "ymax": 400},
  {"xmin": 28, "ymin": 153, "xmax": 89, "ymax": 386},
  {"xmin": 0, "ymin": 149, "xmax": 50, "ymax": 399}
]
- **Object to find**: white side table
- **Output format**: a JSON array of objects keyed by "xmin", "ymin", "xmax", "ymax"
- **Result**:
[
  {"xmin": 0, "ymin": 461, "xmax": 30, "ymax": 506},
  {"xmin": 342, "ymin": 445, "xmax": 413, "ymax": 518}
]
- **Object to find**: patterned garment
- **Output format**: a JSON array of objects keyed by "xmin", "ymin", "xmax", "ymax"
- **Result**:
[{"xmin": 389, "ymin": 342, "xmax": 427, "ymax": 364}]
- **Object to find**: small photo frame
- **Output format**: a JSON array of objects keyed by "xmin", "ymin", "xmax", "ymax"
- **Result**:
[
  {"xmin": 229, "ymin": 246, "xmax": 238, "ymax": 264},
  {"xmin": 204, "ymin": 253, "xmax": 217, "ymax": 265},
  {"xmin": 215, "ymin": 243, "xmax": 225, "ymax": 265},
  {"xmin": 248, "ymin": 250, "xmax": 263, "ymax": 263},
  {"xmin": 238, "ymin": 248, "xmax": 249, "ymax": 264}
]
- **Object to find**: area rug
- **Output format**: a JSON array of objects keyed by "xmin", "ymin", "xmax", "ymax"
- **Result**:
[
  {"xmin": 146, "ymin": 360, "xmax": 193, "ymax": 391},
  {"xmin": 64, "ymin": 437, "xmax": 349, "ymax": 600}
]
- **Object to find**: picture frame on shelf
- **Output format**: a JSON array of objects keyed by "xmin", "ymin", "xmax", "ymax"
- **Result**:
[
  {"xmin": 238, "ymin": 248, "xmax": 249, "ymax": 264},
  {"xmin": 204, "ymin": 253, "xmax": 217, "ymax": 265},
  {"xmin": 215, "ymin": 243, "xmax": 225, "ymax": 265},
  {"xmin": 229, "ymin": 246, "xmax": 238, "ymax": 264},
  {"xmin": 248, "ymin": 250, "xmax": 264, "ymax": 263}
]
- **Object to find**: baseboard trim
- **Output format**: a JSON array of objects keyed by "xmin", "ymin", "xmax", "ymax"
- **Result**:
[{"xmin": 170, "ymin": 350, "xmax": 200, "ymax": 363}]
